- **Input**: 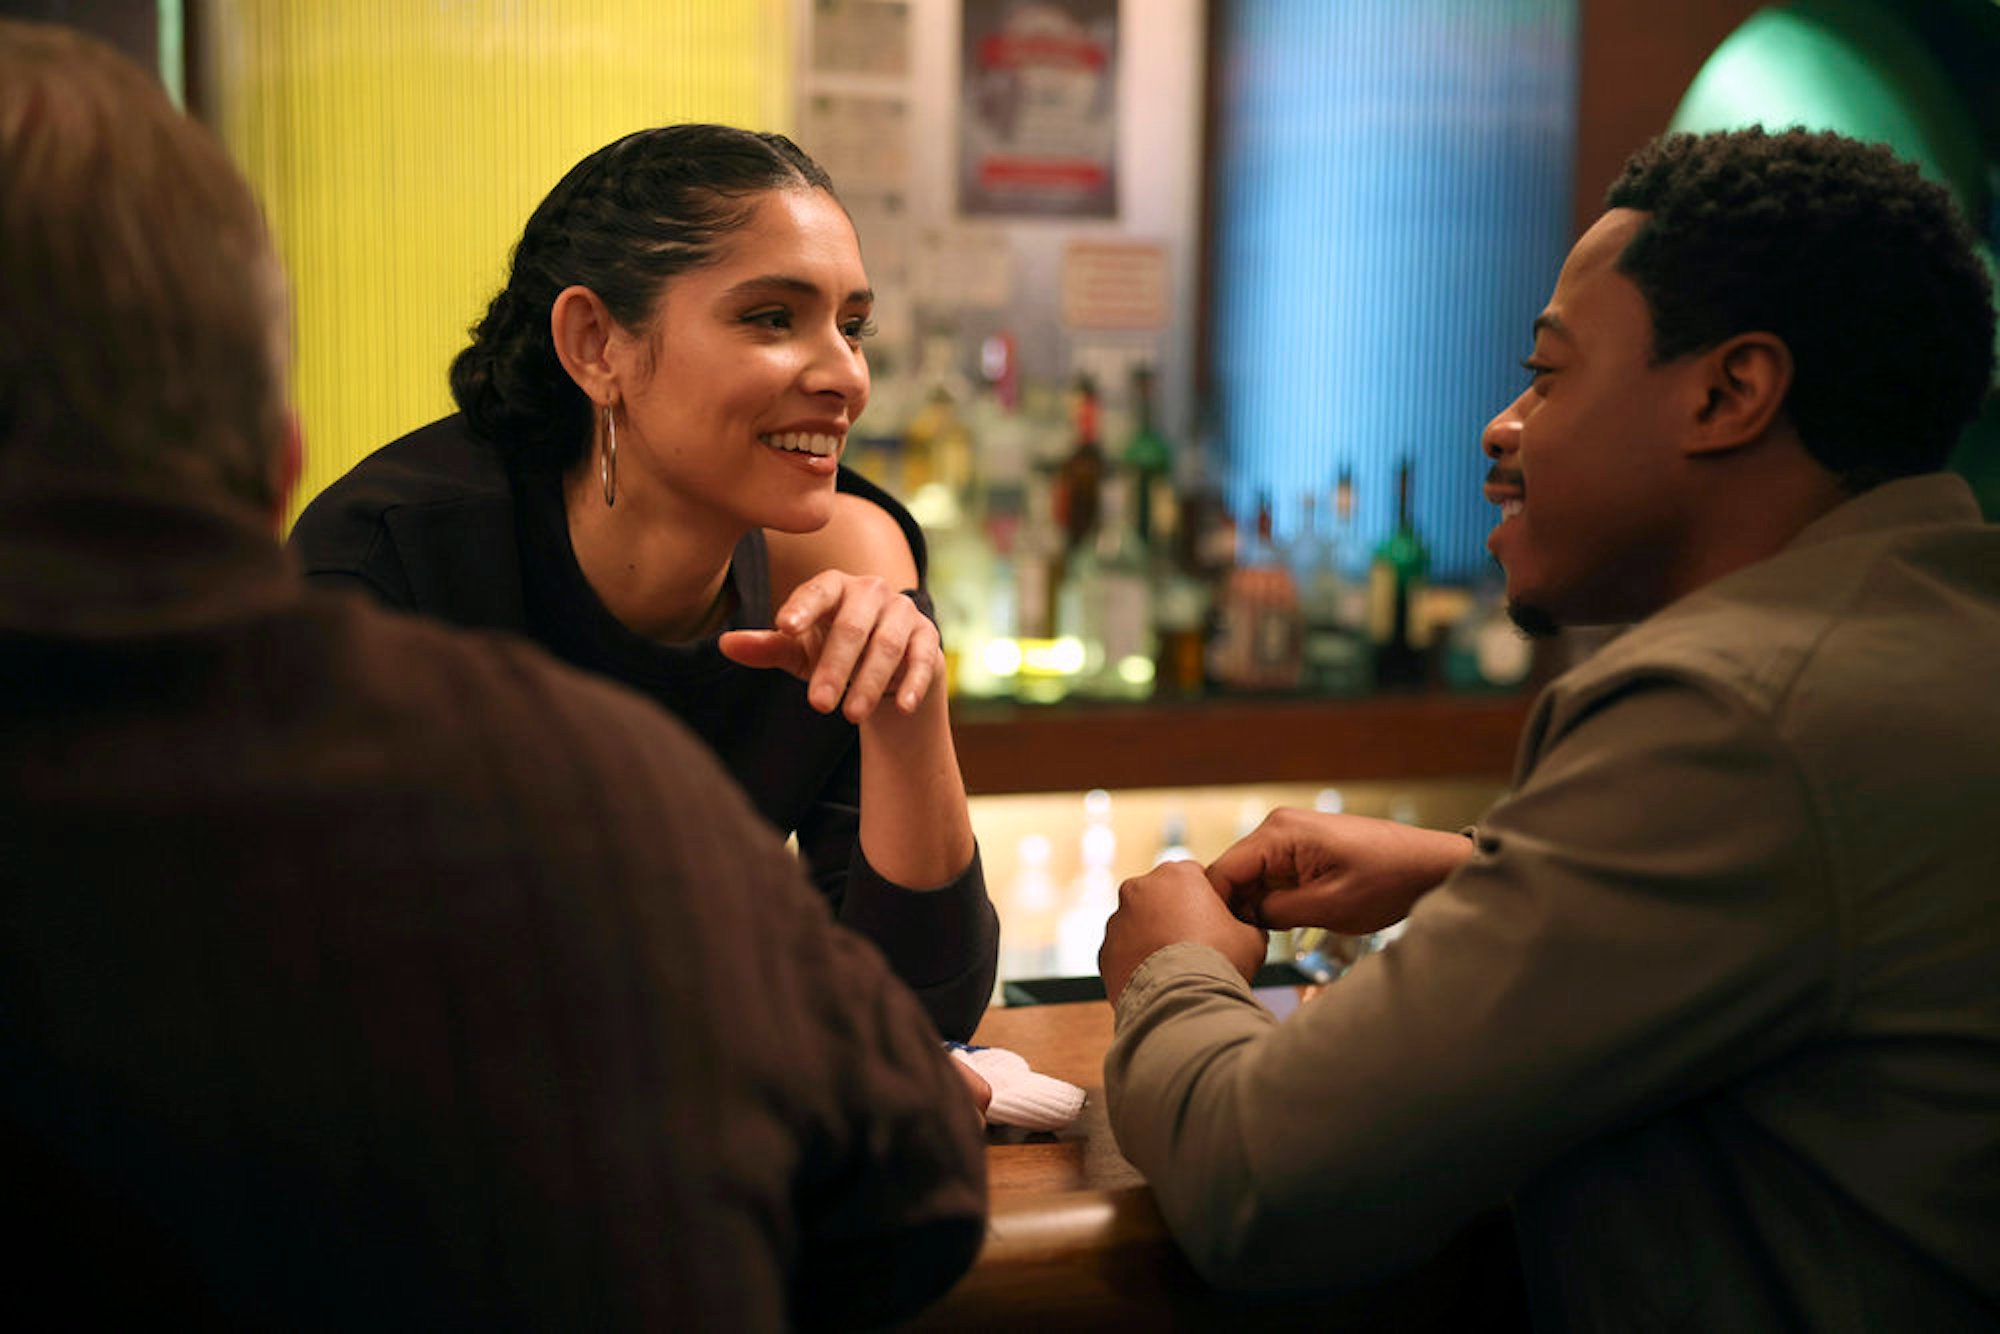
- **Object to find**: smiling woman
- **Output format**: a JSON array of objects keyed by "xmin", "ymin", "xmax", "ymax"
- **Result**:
[
  {"xmin": 551, "ymin": 188, "xmax": 877, "ymax": 638},
  {"xmin": 286, "ymin": 125, "xmax": 997, "ymax": 1041}
]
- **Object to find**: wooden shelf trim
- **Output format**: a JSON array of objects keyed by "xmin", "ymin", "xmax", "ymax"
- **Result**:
[{"xmin": 950, "ymin": 691, "xmax": 1532, "ymax": 795}]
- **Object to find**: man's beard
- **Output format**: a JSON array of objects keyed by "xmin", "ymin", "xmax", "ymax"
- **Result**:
[
  {"xmin": 1506, "ymin": 600, "xmax": 1562, "ymax": 639},
  {"xmin": 1491, "ymin": 553, "xmax": 1561, "ymax": 639}
]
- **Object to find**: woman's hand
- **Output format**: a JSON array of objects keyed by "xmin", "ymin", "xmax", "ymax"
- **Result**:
[
  {"xmin": 719, "ymin": 569, "xmax": 943, "ymax": 722},
  {"xmin": 953, "ymin": 1059, "xmax": 992, "ymax": 1123}
]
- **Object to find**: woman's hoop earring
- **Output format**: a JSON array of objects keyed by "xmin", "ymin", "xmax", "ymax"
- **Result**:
[{"xmin": 600, "ymin": 402, "xmax": 618, "ymax": 508}]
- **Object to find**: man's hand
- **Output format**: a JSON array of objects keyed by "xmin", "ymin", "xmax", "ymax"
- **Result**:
[
  {"xmin": 1099, "ymin": 860, "xmax": 1270, "ymax": 1005},
  {"xmin": 1205, "ymin": 808, "xmax": 1476, "ymax": 935}
]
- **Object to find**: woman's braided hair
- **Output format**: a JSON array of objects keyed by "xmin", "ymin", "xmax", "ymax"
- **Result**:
[
  {"xmin": 448, "ymin": 124, "xmax": 835, "ymax": 472},
  {"xmin": 1606, "ymin": 126, "xmax": 1994, "ymax": 490}
]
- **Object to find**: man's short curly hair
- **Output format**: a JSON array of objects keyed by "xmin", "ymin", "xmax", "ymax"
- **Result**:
[{"xmin": 1605, "ymin": 126, "xmax": 1995, "ymax": 490}]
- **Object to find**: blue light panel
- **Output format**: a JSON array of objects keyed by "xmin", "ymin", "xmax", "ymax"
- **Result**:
[{"xmin": 1211, "ymin": 0, "xmax": 1577, "ymax": 581}]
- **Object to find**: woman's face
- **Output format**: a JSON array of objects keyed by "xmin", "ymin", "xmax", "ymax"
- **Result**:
[{"xmin": 608, "ymin": 187, "xmax": 873, "ymax": 538}]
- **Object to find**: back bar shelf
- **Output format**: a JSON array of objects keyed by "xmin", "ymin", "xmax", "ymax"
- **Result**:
[{"xmin": 950, "ymin": 690, "xmax": 1532, "ymax": 796}]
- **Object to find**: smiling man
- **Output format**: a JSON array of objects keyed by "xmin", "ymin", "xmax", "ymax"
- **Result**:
[
  {"xmin": 1099, "ymin": 127, "xmax": 2000, "ymax": 1329},
  {"xmin": 1481, "ymin": 205, "xmax": 1851, "ymax": 640}
]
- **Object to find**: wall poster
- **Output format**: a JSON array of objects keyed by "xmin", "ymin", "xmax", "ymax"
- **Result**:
[{"xmin": 958, "ymin": 0, "xmax": 1118, "ymax": 218}]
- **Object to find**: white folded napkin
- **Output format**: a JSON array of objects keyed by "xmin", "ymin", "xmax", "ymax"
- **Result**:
[{"xmin": 944, "ymin": 1041, "xmax": 1087, "ymax": 1131}]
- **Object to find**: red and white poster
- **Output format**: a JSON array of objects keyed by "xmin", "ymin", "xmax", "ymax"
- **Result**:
[{"xmin": 959, "ymin": 0, "xmax": 1118, "ymax": 218}]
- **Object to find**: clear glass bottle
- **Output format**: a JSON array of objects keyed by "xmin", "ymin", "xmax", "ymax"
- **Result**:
[
  {"xmin": 900, "ymin": 334, "xmax": 971, "ymax": 507},
  {"xmin": 1210, "ymin": 492, "xmax": 1302, "ymax": 691},
  {"xmin": 1297, "ymin": 485, "xmax": 1371, "ymax": 696},
  {"xmin": 1329, "ymin": 469, "xmax": 1370, "ymax": 624},
  {"xmin": 1078, "ymin": 474, "xmax": 1155, "ymax": 699},
  {"xmin": 1151, "ymin": 547, "xmax": 1212, "ymax": 700},
  {"xmin": 928, "ymin": 495, "xmax": 999, "ymax": 698}
]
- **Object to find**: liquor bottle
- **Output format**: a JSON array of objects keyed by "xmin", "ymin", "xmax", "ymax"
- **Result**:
[
  {"xmin": 1367, "ymin": 458, "xmax": 1433, "ymax": 688},
  {"xmin": 849, "ymin": 345, "xmax": 911, "ymax": 494},
  {"xmin": 1021, "ymin": 380, "xmax": 1074, "ymax": 476},
  {"xmin": 1077, "ymin": 474, "xmax": 1155, "ymax": 698},
  {"xmin": 1248, "ymin": 494, "xmax": 1304, "ymax": 689},
  {"xmin": 927, "ymin": 490, "xmax": 999, "ymax": 698},
  {"xmin": 1329, "ymin": 469, "xmax": 1369, "ymax": 624},
  {"xmin": 1054, "ymin": 509, "xmax": 1104, "ymax": 689},
  {"xmin": 1053, "ymin": 373, "xmax": 1105, "ymax": 556},
  {"xmin": 1208, "ymin": 493, "xmax": 1302, "ymax": 691},
  {"xmin": 1150, "ymin": 487, "xmax": 1211, "ymax": 697},
  {"xmin": 967, "ymin": 350, "xmax": 1031, "ymax": 558},
  {"xmin": 1175, "ymin": 402, "xmax": 1234, "ymax": 580},
  {"xmin": 1012, "ymin": 471, "xmax": 1062, "ymax": 643},
  {"xmin": 1120, "ymin": 363, "xmax": 1174, "ymax": 549},
  {"xmin": 1297, "ymin": 485, "xmax": 1371, "ymax": 696},
  {"xmin": 899, "ymin": 335, "xmax": 971, "ymax": 505}
]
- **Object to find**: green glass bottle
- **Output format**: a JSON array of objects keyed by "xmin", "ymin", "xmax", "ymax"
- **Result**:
[
  {"xmin": 1367, "ymin": 458, "xmax": 1433, "ymax": 689},
  {"xmin": 1120, "ymin": 364, "xmax": 1174, "ymax": 549}
]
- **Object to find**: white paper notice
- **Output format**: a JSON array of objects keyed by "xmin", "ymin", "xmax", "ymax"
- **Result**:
[{"xmin": 1061, "ymin": 239, "xmax": 1168, "ymax": 330}]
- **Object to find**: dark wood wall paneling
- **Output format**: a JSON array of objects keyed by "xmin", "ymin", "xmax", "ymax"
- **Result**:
[
  {"xmin": 1572, "ymin": 0, "xmax": 1764, "ymax": 239},
  {"xmin": 0, "ymin": 0, "xmax": 157, "ymax": 74}
]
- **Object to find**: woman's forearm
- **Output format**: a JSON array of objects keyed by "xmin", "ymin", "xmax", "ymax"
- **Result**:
[{"xmin": 855, "ymin": 685, "xmax": 977, "ymax": 890}]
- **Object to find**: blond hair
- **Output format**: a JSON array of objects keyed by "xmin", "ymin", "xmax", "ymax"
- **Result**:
[{"xmin": 0, "ymin": 20, "xmax": 289, "ymax": 508}]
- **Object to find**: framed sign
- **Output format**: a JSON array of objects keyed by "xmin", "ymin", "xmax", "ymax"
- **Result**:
[{"xmin": 958, "ymin": 0, "xmax": 1118, "ymax": 218}]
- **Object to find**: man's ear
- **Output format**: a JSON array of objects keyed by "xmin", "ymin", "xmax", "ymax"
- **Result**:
[
  {"xmin": 1686, "ymin": 331, "xmax": 1793, "ymax": 457},
  {"xmin": 550, "ymin": 285, "xmax": 623, "ymax": 404}
]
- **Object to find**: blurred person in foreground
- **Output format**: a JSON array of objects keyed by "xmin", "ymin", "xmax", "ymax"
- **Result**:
[
  {"xmin": 287, "ymin": 123, "xmax": 995, "ymax": 1042},
  {"xmin": 1100, "ymin": 126, "xmax": 1999, "ymax": 1329},
  {"xmin": 0, "ymin": 21, "xmax": 983, "ymax": 1330}
]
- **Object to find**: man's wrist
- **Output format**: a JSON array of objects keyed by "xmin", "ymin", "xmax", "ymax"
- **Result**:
[{"xmin": 1112, "ymin": 941, "xmax": 1251, "ymax": 1020}]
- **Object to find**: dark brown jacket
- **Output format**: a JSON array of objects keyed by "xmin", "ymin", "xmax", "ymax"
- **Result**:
[{"xmin": 0, "ymin": 467, "xmax": 986, "ymax": 1330}]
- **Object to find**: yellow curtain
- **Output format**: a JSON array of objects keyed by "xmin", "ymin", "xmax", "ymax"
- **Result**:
[{"xmin": 200, "ymin": 0, "xmax": 793, "ymax": 522}]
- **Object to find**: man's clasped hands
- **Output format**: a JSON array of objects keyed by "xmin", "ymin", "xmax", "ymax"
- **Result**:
[{"xmin": 1098, "ymin": 809, "xmax": 1484, "ymax": 1004}]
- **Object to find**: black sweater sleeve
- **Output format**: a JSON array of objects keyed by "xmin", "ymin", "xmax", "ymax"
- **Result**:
[{"xmin": 792, "ymin": 739, "xmax": 998, "ymax": 1042}]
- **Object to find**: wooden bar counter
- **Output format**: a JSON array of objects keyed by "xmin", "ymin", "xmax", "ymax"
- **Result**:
[{"xmin": 902, "ymin": 996, "xmax": 1527, "ymax": 1331}]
